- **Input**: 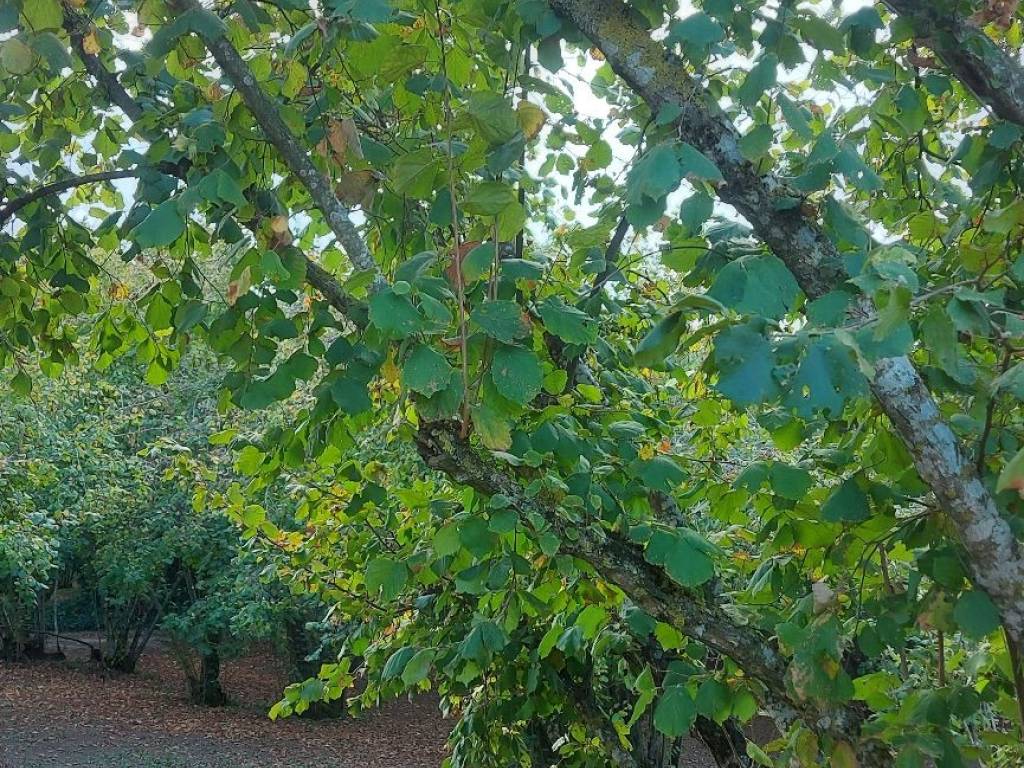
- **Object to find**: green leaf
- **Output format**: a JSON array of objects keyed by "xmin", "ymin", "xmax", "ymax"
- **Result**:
[
  {"xmin": 735, "ymin": 53, "xmax": 778, "ymax": 108},
  {"xmin": 627, "ymin": 143, "xmax": 682, "ymax": 205},
  {"xmin": 471, "ymin": 402, "xmax": 512, "ymax": 450},
  {"xmin": 677, "ymin": 142, "xmax": 724, "ymax": 184},
  {"xmin": 712, "ymin": 324, "xmax": 778, "ymax": 406},
  {"xmin": 679, "ymin": 191, "xmax": 713, "ymax": 234},
  {"xmin": 738, "ymin": 124, "xmax": 774, "ymax": 161},
  {"xmin": 821, "ymin": 477, "xmax": 869, "ymax": 523},
  {"xmin": 784, "ymin": 337, "xmax": 866, "ymax": 417},
  {"xmin": 575, "ymin": 604, "xmax": 608, "ymax": 639},
  {"xmin": 332, "ymin": 0, "xmax": 392, "ymax": 23},
  {"xmin": 381, "ymin": 647, "xmax": 415, "ymax": 681},
  {"xmin": 390, "ymin": 148, "xmax": 439, "ymax": 198},
  {"xmin": 496, "ymin": 200, "xmax": 526, "ymax": 241},
  {"xmin": 366, "ymin": 557, "xmax": 407, "ymax": 601},
  {"xmin": 459, "ymin": 516, "xmax": 498, "ymax": 558},
  {"xmin": 403, "ymin": 345, "xmax": 454, "ymax": 396},
  {"xmin": 0, "ymin": 38, "xmax": 32, "ymax": 75},
  {"xmin": 537, "ymin": 297, "xmax": 597, "ymax": 345},
  {"xmin": 997, "ymin": 446, "xmax": 1024, "ymax": 496},
  {"xmin": 131, "ymin": 200, "xmax": 186, "ymax": 249},
  {"xmin": 769, "ymin": 463, "xmax": 812, "ymax": 501},
  {"xmin": 635, "ymin": 312, "xmax": 684, "ymax": 369},
  {"xmin": 491, "ymin": 345, "xmax": 543, "ymax": 405},
  {"xmin": 466, "ymin": 93, "xmax": 520, "ymax": 145},
  {"xmin": 464, "ymin": 181, "xmax": 517, "ymax": 215},
  {"xmin": 30, "ymin": 32, "xmax": 71, "ymax": 71},
  {"xmin": 472, "ymin": 300, "xmax": 529, "ymax": 343},
  {"xmin": 368, "ymin": 289, "xmax": 422, "ymax": 337},
  {"xmin": 695, "ymin": 679, "xmax": 731, "ymax": 721},
  {"xmin": 668, "ymin": 12, "xmax": 725, "ymax": 49},
  {"xmin": 778, "ymin": 93, "xmax": 814, "ymax": 140},
  {"xmin": 645, "ymin": 530, "xmax": 714, "ymax": 587},
  {"xmin": 400, "ymin": 648, "xmax": 434, "ymax": 686},
  {"xmin": 654, "ymin": 685, "xmax": 696, "ymax": 738},
  {"xmin": 953, "ymin": 591, "xmax": 1001, "ymax": 639},
  {"xmin": 331, "ymin": 377, "xmax": 372, "ymax": 414},
  {"xmin": 537, "ymin": 34, "xmax": 563, "ymax": 72},
  {"xmin": 23, "ymin": 0, "xmax": 62, "ymax": 30},
  {"xmin": 433, "ymin": 523, "xmax": 460, "ymax": 557},
  {"xmin": 797, "ymin": 14, "xmax": 846, "ymax": 53},
  {"xmin": 11, "ymin": 369, "xmax": 31, "ymax": 396},
  {"xmin": 708, "ymin": 254, "xmax": 800, "ymax": 319}
]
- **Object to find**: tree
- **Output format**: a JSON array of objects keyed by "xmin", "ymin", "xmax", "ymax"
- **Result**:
[{"xmin": 3, "ymin": 0, "xmax": 1024, "ymax": 765}]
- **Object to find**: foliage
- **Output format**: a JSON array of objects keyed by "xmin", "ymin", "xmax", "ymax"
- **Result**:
[{"xmin": 3, "ymin": 0, "xmax": 1024, "ymax": 765}]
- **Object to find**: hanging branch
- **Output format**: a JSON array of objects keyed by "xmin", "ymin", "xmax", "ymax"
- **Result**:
[
  {"xmin": 414, "ymin": 420, "xmax": 891, "ymax": 767},
  {"xmin": 0, "ymin": 170, "xmax": 142, "ymax": 228}
]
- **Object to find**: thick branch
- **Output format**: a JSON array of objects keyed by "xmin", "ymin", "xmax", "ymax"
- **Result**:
[
  {"xmin": 548, "ymin": 0, "xmax": 1024, "ymax": 653},
  {"xmin": 884, "ymin": 0, "xmax": 1024, "ymax": 127},
  {"xmin": 0, "ymin": 170, "xmax": 141, "ymax": 228},
  {"xmin": 415, "ymin": 421, "xmax": 887, "ymax": 765},
  {"xmin": 176, "ymin": 0, "xmax": 379, "ymax": 281}
]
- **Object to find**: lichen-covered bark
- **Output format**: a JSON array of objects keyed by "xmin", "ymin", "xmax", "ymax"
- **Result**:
[
  {"xmin": 884, "ymin": 0, "xmax": 1024, "ymax": 127},
  {"xmin": 548, "ymin": 0, "xmax": 1024, "ymax": 654},
  {"xmin": 415, "ymin": 421, "xmax": 890, "ymax": 766},
  {"xmin": 176, "ymin": 0, "xmax": 380, "ymax": 281}
]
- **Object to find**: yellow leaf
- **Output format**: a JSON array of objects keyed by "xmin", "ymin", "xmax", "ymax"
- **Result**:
[
  {"xmin": 269, "ymin": 215, "xmax": 290, "ymax": 234},
  {"xmin": 326, "ymin": 118, "xmax": 349, "ymax": 160},
  {"xmin": 516, "ymin": 100, "xmax": 546, "ymax": 141},
  {"xmin": 82, "ymin": 30, "xmax": 101, "ymax": 55},
  {"xmin": 107, "ymin": 282, "xmax": 131, "ymax": 300},
  {"xmin": 226, "ymin": 266, "xmax": 252, "ymax": 306},
  {"xmin": 831, "ymin": 741, "xmax": 858, "ymax": 768}
]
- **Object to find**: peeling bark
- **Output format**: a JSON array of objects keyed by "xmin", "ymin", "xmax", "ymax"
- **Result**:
[{"xmin": 547, "ymin": 0, "xmax": 1024, "ymax": 658}]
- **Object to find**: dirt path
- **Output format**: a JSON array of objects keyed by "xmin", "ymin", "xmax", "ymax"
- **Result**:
[{"xmin": 0, "ymin": 641, "xmax": 449, "ymax": 768}]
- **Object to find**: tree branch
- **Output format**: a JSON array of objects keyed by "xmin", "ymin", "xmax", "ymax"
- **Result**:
[
  {"xmin": 61, "ymin": 5, "xmax": 367, "ymax": 324},
  {"xmin": 884, "ymin": 0, "xmax": 1024, "ymax": 127},
  {"xmin": 175, "ymin": 0, "xmax": 380, "ymax": 282},
  {"xmin": 0, "ymin": 170, "xmax": 142, "ymax": 228},
  {"xmin": 547, "ymin": 0, "xmax": 1024, "ymax": 657},
  {"xmin": 62, "ymin": 6, "xmax": 145, "ymax": 123},
  {"xmin": 414, "ymin": 420, "xmax": 889, "ymax": 766}
]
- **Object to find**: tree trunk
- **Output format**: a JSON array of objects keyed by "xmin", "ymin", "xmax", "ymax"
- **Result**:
[
  {"xmin": 189, "ymin": 647, "xmax": 228, "ymax": 706},
  {"xmin": 284, "ymin": 616, "xmax": 346, "ymax": 718}
]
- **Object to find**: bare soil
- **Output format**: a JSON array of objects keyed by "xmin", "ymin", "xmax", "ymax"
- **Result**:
[
  {"xmin": 0, "ymin": 635, "xmax": 448, "ymax": 768},
  {"xmin": 0, "ymin": 634, "xmax": 726, "ymax": 768}
]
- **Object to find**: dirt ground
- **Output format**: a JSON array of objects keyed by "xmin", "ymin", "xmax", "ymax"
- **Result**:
[
  {"xmin": 0, "ymin": 636, "xmax": 449, "ymax": 768},
  {"xmin": 0, "ymin": 635, "xmax": 722, "ymax": 768}
]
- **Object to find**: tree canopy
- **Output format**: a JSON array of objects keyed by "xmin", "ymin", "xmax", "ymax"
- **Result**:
[{"xmin": 3, "ymin": 0, "xmax": 1024, "ymax": 765}]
